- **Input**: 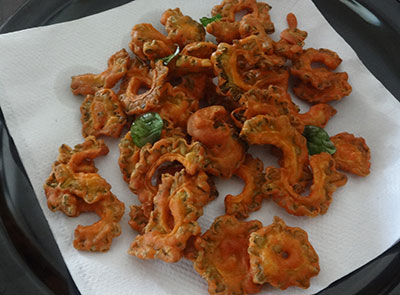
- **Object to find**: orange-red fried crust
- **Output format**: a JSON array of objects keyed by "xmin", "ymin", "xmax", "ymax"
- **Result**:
[
  {"xmin": 331, "ymin": 132, "xmax": 371, "ymax": 176},
  {"xmin": 224, "ymin": 154, "xmax": 265, "ymax": 218},
  {"xmin": 187, "ymin": 106, "xmax": 245, "ymax": 178},
  {"xmin": 194, "ymin": 215, "xmax": 263, "ymax": 295},
  {"xmin": 129, "ymin": 170, "xmax": 215, "ymax": 262},
  {"xmin": 43, "ymin": 137, "xmax": 124, "ymax": 251},
  {"xmin": 264, "ymin": 152, "xmax": 347, "ymax": 217},
  {"xmin": 248, "ymin": 216, "xmax": 320, "ymax": 289},
  {"xmin": 241, "ymin": 115, "xmax": 309, "ymax": 186},
  {"xmin": 80, "ymin": 88, "xmax": 127, "ymax": 138},
  {"xmin": 71, "ymin": 49, "xmax": 130, "ymax": 96}
]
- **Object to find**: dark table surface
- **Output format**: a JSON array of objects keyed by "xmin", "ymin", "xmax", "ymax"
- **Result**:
[{"xmin": 1, "ymin": 1, "xmax": 400, "ymax": 295}]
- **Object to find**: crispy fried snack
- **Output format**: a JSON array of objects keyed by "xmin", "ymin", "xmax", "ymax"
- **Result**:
[
  {"xmin": 181, "ymin": 42, "xmax": 218, "ymax": 59},
  {"xmin": 274, "ymin": 13, "xmax": 307, "ymax": 60},
  {"xmin": 231, "ymin": 86, "xmax": 336, "ymax": 133},
  {"xmin": 224, "ymin": 154, "xmax": 265, "ymax": 218},
  {"xmin": 120, "ymin": 60, "xmax": 169, "ymax": 115},
  {"xmin": 129, "ymin": 170, "xmax": 215, "ymax": 262},
  {"xmin": 56, "ymin": 136, "xmax": 109, "ymax": 173},
  {"xmin": 117, "ymin": 57, "xmax": 152, "ymax": 96},
  {"xmin": 187, "ymin": 106, "xmax": 246, "ymax": 178},
  {"xmin": 212, "ymin": 35, "xmax": 285, "ymax": 102},
  {"xmin": 128, "ymin": 136, "xmax": 206, "ymax": 216},
  {"xmin": 264, "ymin": 152, "xmax": 347, "ymax": 217},
  {"xmin": 161, "ymin": 8, "xmax": 205, "ymax": 48},
  {"xmin": 129, "ymin": 23, "xmax": 175, "ymax": 61},
  {"xmin": 248, "ymin": 216, "xmax": 319, "ymax": 289},
  {"xmin": 44, "ymin": 137, "xmax": 124, "ymax": 251},
  {"xmin": 291, "ymin": 48, "xmax": 352, "ymax": 103},
  {"xmin": 207, "ymin": 0, "xmax": 274, "ymax": 43},
  {"xmin": 80, "ymin": 88, "xmax": 127, "ymax": 138},
  {"xmin": 292, "ymin": 48, "xmax": 343, "ymax": 89},
  {"xmin": 241, "ymin": 115, "xmax": 309, "ymax": 186},
  {"xmin": 73, "ymin": 193, "xmax": 124, "ymax": 252},
  {"xmin": 194, "ymin": 215, "xmax": 263, "ymax": 295},
  {"xmin": 293, "ymin": 72, "xmax": 352, "ymax": 103},
  {"xmin": 331, "ymin": 132, "xmax": 371, "ymax": 176},
  {"xmin": 71, "ymin": 49, "xmax": 130, "ymax": 96},
  {"xmin": 118, "ymin": 120, "xmax": 184, "ymax": 184}
]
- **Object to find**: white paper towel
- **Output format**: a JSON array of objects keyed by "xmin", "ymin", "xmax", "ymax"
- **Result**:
[{"xmin": 1, "ymin": 0, "xmax": 400, "ymax": 294}]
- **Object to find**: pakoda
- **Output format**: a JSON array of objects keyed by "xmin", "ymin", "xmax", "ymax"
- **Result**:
[
  {"xmin": 71, "ymin": 49, "xmax": 130, "ymax": 96},
  {"xmin": 161, "ymin": 8, "xmax": 205, "ymax": 48},
  {"xmin": 129, "ymin": 170, "xmax": 215, "ymax": 262},
  {"xmin": 264, "ymin": 152, "xmax": 347, "ymax": 217},
  {"xmin": 248, "ymin": 216, "xmax": 319, "ymax": 289},
  {"xmin": 241, "ymin": 115, "xmax": 309, "ymax": 186},
  {"xmin": 224, "ymin": 154, "xmax": 265, "ymax": 218},
  {"xmin": 44, "ymin": 137, "xmax": 124, "ymax": 251},
  {"xmin": 194, "ymin": 215, "xmax": 263, "ymax": 295},
  {"xmin": 331, "ymin": 132, "xmax": 371, "ymax": 176},
  {"xmin": 129, "ymin": 23, "xmax": 175, "ymax": 61},
  {"xmin": 80, "ymin": 88, "xmax": 127, "ymax": 138},
  {"xmin": 187, "ymin": 106, "xmax": 245, "ymax": 178}
]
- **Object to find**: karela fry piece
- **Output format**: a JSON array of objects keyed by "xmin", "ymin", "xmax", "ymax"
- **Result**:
[
  {"xmin": 80, "ymin": 88, "xmax": 127, "ymax": 138},
  {"xmin": 71, "ymin": 49, "xmax": 130, "ymax": 96},
  {"xmin": 194, "ymin": 215, "xmax": 263, "ymax": 295},
  {"xmin": 264, "ymin": 152, "xmax": 347, "ymax": 217},
  {"xmin": 248, "ymin": 216, "xmax": 320, "ymax": 289},
  {"xmin": 224, "ymin": 154, "xmax": 265, "ymax": 218},
  {"xmin": 330, "ymin": 132, "xmax": 371, "ymax": 176},
  {"xmin": 44, "ymin": 137, "xmax": 124, "ymax": 252},
  {"xmin": 128, "ymin": 136, "xmax": 206, "ymax": 216},
  {"xmin": 129, "ymin": 170, "xmax": 215, "ymax": 262},
  {"xmin": 240, "ymin": 114, "xmax": 309, "ymax": 186},
  {"xmin": 161, "ymin": 8, "xmax": 206, "ymax": 48},
  {"xmin": 187, "ymin": 105, "xmax": 245, "ymax": 178},
  {"xmin": 129, "ymin": 23, "xmax": 175, "ymax": 61}
]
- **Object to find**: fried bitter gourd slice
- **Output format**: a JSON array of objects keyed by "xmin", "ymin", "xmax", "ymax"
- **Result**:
[
  {"xmin": 129, "ymin": 170, "xmax": 215, "ymax": 262},
  {"xmin": 71, "ymin": 49, "xmax": 130, "ymax": 96},
  {"xmin": 291, "ymin": 48, "xmax": 352, "ymax": 103},
  {"xmin": 121, "ymin": 60, "xmax": 169, "ymax": 115},
  {"xmin": 231, "ymin": 86, "xmax": 336, "ymax": 133},
  {"xmin": 330, "ymin": 132, "xmax": 371, "ymax": 176},
  {"xmin": 194, "ymin": 215, "xmax": 263, "ymax": 295},
  {"xmin": 224, "ymin": 154, "xmax": 265, "ymax": 218},
  {"xmin": 211, "ymin": 35, "xmax": 285, "ymax": 102},
  {"xmin": 128, "ymin": 136, "xmax": 206, "ymax": 215},
  {"xmin": 161, "ymin": 8, "xmax": 205, "ymax": 48},
  {"xmin": 44, "ymin": 137, "xmax": 124, "ymax": 251},
  {"xmin": 241, "ymin": 115, "xmax": 309, "ymax": 186},
  {"xmin": 80, "ymin": 88, "xmax": 127, "ymax": 138},
  {"xmin": 264, "ymin": 152, "xmax": 347, "ymax": 217},
  {"xmin": 129, "ymin": 23, "xmax": 175, "ymax": 61},
  {"xmin": 248, "ymin": 216, "xmax": 320, "ymax": 289},
  {"xmin": 207, "ymin": 0, "xmax": 274, "ymax": 43},
  {"xmin": 187, "ymin": 105, "xmax": 245, "ymax": 178}
]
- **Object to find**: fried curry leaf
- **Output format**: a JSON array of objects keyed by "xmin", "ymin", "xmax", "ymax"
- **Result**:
[
  {"xmin": 159, "ymin": 45, "xmax": 180, "ymax": 65},
  {"xmin": 131, "ymin": 112, "xmax": 164, "ymax": 147},
  {"xmin": 303, "ymin": 125, "xmax": 336, "ymax": 155},
  {"xmin": 199, "ymin": 14, "xmax": 222, "ymax": 27}
]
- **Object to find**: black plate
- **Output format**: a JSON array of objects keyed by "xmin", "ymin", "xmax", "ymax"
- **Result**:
[{"xmin": 1, "ymin": 1, "xmax": 400, "ymax": 294}]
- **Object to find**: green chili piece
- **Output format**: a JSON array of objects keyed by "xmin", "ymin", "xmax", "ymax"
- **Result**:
[
  {"xmin": 303, "ymin": 125, "xmax": 336, "ymax": 155},
  {"xmin": 159, "ymin": 45, "xmax": 180, "ymax": 66},
  {"xmin": 130, "ymin": 112, "xmax": 163, "ymax": 147}
]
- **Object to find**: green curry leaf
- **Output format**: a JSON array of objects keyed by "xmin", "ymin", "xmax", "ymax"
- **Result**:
[
  {"xmin": 199, "ymin": 14, "xmax": 222, "ymax": 27},
  {"xmin": 303, "ymin": 125, "xmax": 336, "ymax": 155},
  {"xmin": 130, "ymin": 112, "xmax": 164, "ymax": 148}
]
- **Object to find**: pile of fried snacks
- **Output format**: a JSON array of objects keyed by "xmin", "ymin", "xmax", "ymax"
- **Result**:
[{"xmin": 43, "ymin": 0, "xmax": 371, "ymax": 293}]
